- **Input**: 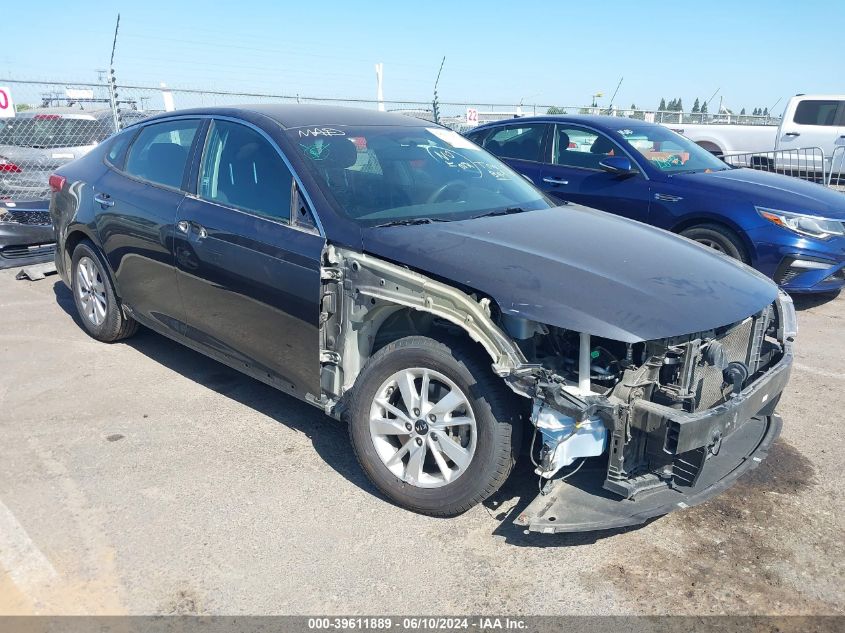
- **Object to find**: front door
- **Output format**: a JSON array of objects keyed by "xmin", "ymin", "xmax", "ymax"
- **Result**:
[
  {"xmin": 538, "ymin": 123, "xmax": 651, "ymax": 223},
  {"xmin": 95, "ymin": 118, "xmax": 203, "ymax": 336},
  {"xmin": 174, "ymin": 118, "xmax": 325, "ymax": 398}
]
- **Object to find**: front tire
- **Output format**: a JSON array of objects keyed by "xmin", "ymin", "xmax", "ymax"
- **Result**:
[
  {"xmin": 71, "ymin": 240, "xmax": 138, "ymax": 342},
  {"xmin": 680, "ymin": 223, "xmax": 749, "ymax": 263},
  {"xmin": 347, "ymin": 336, "xmax": 522, "ymax": 517}
]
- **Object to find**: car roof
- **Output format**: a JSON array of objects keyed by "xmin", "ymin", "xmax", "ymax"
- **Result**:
[
  {"xmin": 474, "ymin": 114, "xmax": 659, "ymax": 132},
  {"xmin": 135, "ymin": 104, "xmax": 431, "ymax": 129}
]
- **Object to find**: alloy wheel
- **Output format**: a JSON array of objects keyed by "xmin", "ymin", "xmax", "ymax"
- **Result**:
[
  {"xmin": 76, "ymin": 256, "xmax": 107, "ymax": 326},
  {"xmin": 369, "ymin": 367, "xmax": 477, "ymax": 488}
]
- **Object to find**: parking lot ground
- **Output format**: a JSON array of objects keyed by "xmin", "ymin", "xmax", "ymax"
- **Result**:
[{"xmin": 0, "ymin": 268, "xmax": 843, "ymax": 616}]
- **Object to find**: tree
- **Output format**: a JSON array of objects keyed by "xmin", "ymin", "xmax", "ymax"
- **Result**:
[
  {"xmin": 630, "ymin": 103, "xmax": 637, "ymax": 110},
  {"xmin": 692, "ymin": 98, "xmax": 701, "ymax": 113},
  {"xmin": 740, "ymin": 107, "xmax": 746, "ymax": 115},
  {"xmin": 15, "ymin": 104, "xmax": 32, "ymax": 112},
  {"xmin": 658, "ymin": 98, "xmax": 666, "ymax": 111},
  {"xmin": 763, "ymin": 107, "xmax": 769, "ymax": 116},
  {"xmin": 700, "ymin": 101, "xmax": 708, "ymax": 114},
  {"xmin": 676, "ymin": 98, "xmax": 684, "ymax": 112}
]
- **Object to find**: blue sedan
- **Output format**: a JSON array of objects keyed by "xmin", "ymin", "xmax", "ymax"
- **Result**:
[{"xmin": 466, "ymin": 115, "xmax": 845, "ymax": 294}]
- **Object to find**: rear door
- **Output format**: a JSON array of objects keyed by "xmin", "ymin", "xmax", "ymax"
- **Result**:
[
  {"xmin": 95, "ymin": 117, "xmax": 203, "ymax": 336},
  {"xmin": 473, "ymin": 122, "xmax": 549, "ymax": 186},
  {"xmin": 539, "ymin": 123, "xmax": 651, "ymax": 223},
  {"xmin": 174, "ymin": 118, "xmax": 325, "ymax": 398},
  {"xmin": 778, "ymin": 98, "xmax": 845, "ymax": 163}
]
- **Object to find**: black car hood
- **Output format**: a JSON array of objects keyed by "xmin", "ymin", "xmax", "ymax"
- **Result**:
[{"xmin": 360, "ymin": 206, "xmax": 777, "ymax": 343}]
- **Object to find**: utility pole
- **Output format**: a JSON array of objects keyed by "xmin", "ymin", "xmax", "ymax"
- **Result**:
[
  {"xmin": 375, "ymin": 63, "xmax": 385, "ymax": 112},
  {"xmin": 432, "ymin": 56, "xmax": 445, "ymax": 125},
  {"xmin": 107, "ymin": 14, "xmax": 122, "ymax": 131}
]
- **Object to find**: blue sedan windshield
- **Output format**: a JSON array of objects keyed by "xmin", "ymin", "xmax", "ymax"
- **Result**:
[
  {"xmin": 617, "ymin": 125, "xmax": 731, "ymax": 174},
  {"xmin": 288, "ymin": 124, "xmax": 552, "ymax": 226}
]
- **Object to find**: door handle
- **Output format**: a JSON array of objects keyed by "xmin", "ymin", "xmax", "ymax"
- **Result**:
[
  {"xmin": 93, "ymin": 193, "xmax": 114, "ymax": 207},
  {"xmin": 177, "ymin": 220, "xmax": 208, "ymax": 239},
  {"xmin": 542, "ymin": 177, "xmax": 569, "ymax": 185},
  {"xmin": 784, "ymin": 132, "xmax": 800, "ymax": 137}
]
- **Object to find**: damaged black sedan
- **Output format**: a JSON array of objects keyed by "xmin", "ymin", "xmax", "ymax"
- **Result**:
[{"xmin": 49, "ymin": 106, "xmax": 795, "ymax": 533}]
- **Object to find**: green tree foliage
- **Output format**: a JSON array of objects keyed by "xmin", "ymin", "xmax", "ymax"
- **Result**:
[
  {"xmin": 692, "ymin": 98, "xmax": 701, "ymax": 113},
  {"xmin": 740, "ymin": 107, "xmax": 746, "ymax": 115},
  {"xmin": 700, "ymin": 101, "xmax": 708, "ymax": 114},
  {"xmin": 658, "ymin": 98, "xmax": 666, "ymax": 111}
]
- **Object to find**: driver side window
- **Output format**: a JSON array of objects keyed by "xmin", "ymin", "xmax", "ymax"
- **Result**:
[
  {"xmin": 553, "ymin": 125, "xmax": 625, "ymax": 170},
  {"xmin": 198, "ymin": 120, "xmax": 293, "ymax": 223}
]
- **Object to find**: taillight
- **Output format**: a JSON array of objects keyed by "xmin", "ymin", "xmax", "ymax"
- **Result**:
[
  {"xmin": 0, "ymin": 157, "xmax": 22, "ymax": 173},
  {"xmin": 49, "ymin": 173, "xmax": 66, "ymax": 193}
]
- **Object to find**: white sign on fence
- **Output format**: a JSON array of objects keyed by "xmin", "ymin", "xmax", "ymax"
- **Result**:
[
  {"xmin": 466, "ymin": 108, "xmax": 478, "ymax": 124},
  {"xmin": 0, "ymin": 86, "xmax": 15, "ymax": 118},
  {"xmin": 66, "ymin": 88, "xmax": 94, "ymax": 100}
]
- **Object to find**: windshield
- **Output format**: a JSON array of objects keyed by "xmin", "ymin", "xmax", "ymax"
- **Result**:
[
  {"xmin": 0, "ymin": 117, "xmax": 107, "ymax": 149},
  {"xmin": 617, "ymin": 125, "xmax": 730, "ymax": 174},
  {"xmin": 288, "ymin": 124, "xmax": 552, "ymax": 226}
]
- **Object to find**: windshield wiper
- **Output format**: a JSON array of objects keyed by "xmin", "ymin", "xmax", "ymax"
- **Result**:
[
  {"xmin": 373, "ymin": 217, "xmax": 449, "ymax": 228},
  {"xmin": 470, "ymin": 207, "xmax": 530, "ymax": 220}
]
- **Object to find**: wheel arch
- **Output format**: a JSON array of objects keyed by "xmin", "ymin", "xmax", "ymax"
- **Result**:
[
  {"xmin": 670, "ymin": 215, "xmax": 756, "ymax": 264},
  {"xmin": 695, "ymin": 140, "xmax": 724, "ymax": 156},
  {"xmin": 317, "ymin": 245, "xmax": 532, "ymax": 417},
  {"xmin": 63, "ymin": 227, "xmax": 123, "ymax": 299}
]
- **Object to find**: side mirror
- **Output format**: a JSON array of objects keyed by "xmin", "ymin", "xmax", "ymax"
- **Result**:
[{"xmin": 598, "ymin": 155, "xmax": 636, "ymax": 174}]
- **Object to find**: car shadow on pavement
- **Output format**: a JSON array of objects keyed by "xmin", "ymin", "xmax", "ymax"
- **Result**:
[
  {"xmin": 51, "ymin": 280, "xmax": 383, "ymax": 502},
  {"xmin": 791, "ymin": 290, "xmax": 840, "ymax": 311},
  {"xmin": 53, "ymin": 280, "xmax": 651, "ymax": 544}
]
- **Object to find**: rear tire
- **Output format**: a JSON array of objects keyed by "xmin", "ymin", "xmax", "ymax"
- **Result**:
[
  {"xmin": 71, "ymin": 240, "xmax": 138, "ymax": 342},
  {"xmin": 680, "ymin": 223, "xmax": 749, "ymax": 263},
  {"xmin": 347, "ymin": 336, "xmax": 522, "ymax": 517}
]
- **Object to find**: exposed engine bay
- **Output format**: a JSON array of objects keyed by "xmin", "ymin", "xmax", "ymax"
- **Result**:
[{"xmin": 316, "ymin": 245, "xmax": 796, "ymax": 530}]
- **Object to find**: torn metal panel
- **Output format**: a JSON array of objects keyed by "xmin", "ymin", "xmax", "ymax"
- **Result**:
[
  {"xmin": 317, "ymin": 245, "xmax": 537, "ymax": 414},
  {"xmin": 15, "ymin": 262, "xmax": 57, "ymax": 281}
]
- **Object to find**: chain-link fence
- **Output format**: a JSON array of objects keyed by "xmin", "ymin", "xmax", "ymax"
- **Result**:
[{"xmin": 0, "ymin": 78, "xmax": 802, "ymax": 204}]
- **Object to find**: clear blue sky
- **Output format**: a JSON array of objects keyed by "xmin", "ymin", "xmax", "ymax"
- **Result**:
[{"xmin": 2, "ymin": 0, "xmax": 842, "ymax": 111}]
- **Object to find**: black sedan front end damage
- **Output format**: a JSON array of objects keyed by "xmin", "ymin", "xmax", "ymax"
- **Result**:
[{"xmin": 516, "ymin": 291, "xmax": 796, "ymax": 533}]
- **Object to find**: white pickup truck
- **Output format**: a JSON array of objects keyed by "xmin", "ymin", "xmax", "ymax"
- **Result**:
[{"xmin": 663, "ymin": 95, "xmax": 845, "ymax": 180}]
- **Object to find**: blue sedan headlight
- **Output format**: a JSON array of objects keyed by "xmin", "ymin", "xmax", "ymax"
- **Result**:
[{"xmin": 756, "ymin": 206, "xmax": 845, "ymax": 240}]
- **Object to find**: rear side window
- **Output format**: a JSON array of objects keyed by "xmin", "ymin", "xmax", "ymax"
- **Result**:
[
  {"xmin": 198, "ymin": 120, "xmax": 292, "ymax": 222},
  {"xmin": 105, "ymin": 129, "xmax": 136, "ymax": 168},
  {"xmin": 793, "ymin": 100, "xmax": 843, "ymax": 126},
  {"xmin": 124, "ymin": 119, "xmax": 200, "ymax": 189},
  {"xmin": 482, "ymin": 124, "xmax": 547, "ymax": 162}
]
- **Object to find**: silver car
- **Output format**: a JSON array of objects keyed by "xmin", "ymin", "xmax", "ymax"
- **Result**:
[{"xmin": 0, "ymin": 108, "xmax": 149, "ymax": 200}]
